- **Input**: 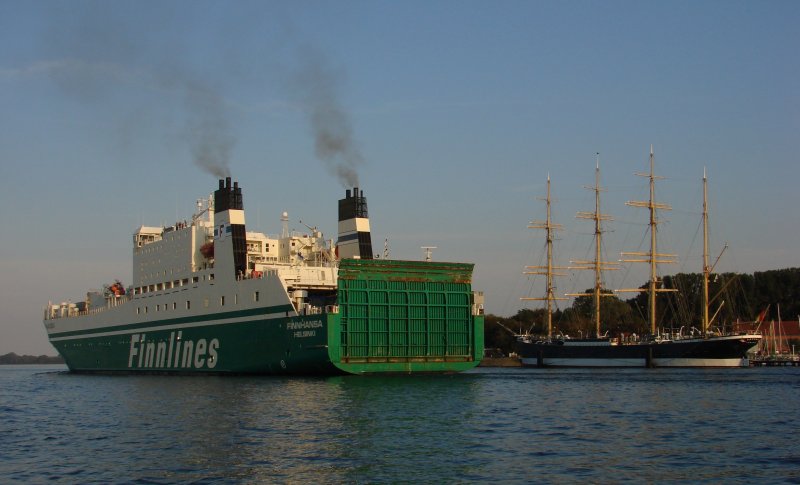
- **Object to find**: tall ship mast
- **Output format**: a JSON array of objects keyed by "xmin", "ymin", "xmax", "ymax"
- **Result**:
[
  {"xmin": 566, "ymin": 156, "xmax": 619, "ymax": 338},
  {"xmin": 701, "ymin": 167, "xmax": 723, "ymax": 336},
  {"xmin": 43, "ymin": 178, "xmax": 485, "ymax": 375},
  {"xmin": 521, "ymin": 176, "xmax": 567, "ymax": 337},
  {"xmin": 703, "ymin": 168, "xmax": 710, "ymax": 335},
  {"xmin": 516, "ymin": 146, "xmax": 761, "ymax": 367},
  {"xmin": 618, "ymin": 145, "xmax": 678, "ymax": 335},
  {"xmin": 699, "ymin": 168, "xmax": 730, "ymax": 336}
]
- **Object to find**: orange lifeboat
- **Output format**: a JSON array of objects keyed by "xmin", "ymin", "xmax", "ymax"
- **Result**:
[{"xmin": 108, "ymin": 281, "xmax": 125, "ymax": 296}]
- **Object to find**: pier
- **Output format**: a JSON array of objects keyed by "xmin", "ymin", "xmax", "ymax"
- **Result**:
[{"xmin": 750, "ymin": 358, "xmax": 800, "ymax": 367}]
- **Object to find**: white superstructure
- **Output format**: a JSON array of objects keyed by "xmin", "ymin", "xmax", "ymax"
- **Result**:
[
  {"xmin": 45, "ymin": 178, "xmax": 344, "ymax": 331},
  {"xmin": 130, "ymin": 196, "xmax": 337, "ymax": 300}
]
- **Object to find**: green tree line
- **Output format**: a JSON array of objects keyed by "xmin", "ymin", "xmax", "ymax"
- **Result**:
[{"xmin": 485, "ymin": 267, "xmax": 800, "ymax": 355}]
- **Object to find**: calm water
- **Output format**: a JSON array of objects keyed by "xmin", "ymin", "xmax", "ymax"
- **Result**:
[{"xmin": 1, "ymin": 365, "xmax": 799, "ymax": 483}]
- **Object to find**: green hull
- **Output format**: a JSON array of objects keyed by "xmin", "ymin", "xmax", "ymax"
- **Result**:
[{"xmin": 50, "ymin": 259, "xmax": 484, "ymax": 375}]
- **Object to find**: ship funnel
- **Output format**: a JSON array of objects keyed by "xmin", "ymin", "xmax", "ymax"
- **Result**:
[
  {"xmin": 214, "ymin": 178, "xmax": 247, "ymax": 277},
  {"xmin": 337, "ymin": 187, "xmax": 373, "ymax": 260}
]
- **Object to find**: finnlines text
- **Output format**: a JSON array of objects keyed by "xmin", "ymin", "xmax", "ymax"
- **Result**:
[{"xmin": 128, "ymin": 331, "xmax": 219, "ymax": 369}]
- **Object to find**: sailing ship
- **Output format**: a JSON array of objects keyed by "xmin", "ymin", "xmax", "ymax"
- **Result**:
[
  {"xmin": 516, "ymin": 148, "xmax": 762, "ymax": 367},
  {"xmin": 43, "ymin": 177, "xmax": 484, "ymax": 374}
]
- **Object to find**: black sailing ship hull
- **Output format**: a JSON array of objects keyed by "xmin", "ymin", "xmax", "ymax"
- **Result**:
[{"xmin": 517, "ymin": 334, "xmax": 762, "ymax": 368}]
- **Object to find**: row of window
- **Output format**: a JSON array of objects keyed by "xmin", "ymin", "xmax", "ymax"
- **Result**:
[
  {"xmin": 133, "ymin": 275, "xmax": 212, "ymax": 296},
  {"xmin": 135, "ymin": 291, "xmax": 261, "ymax": 315},
  {"xmin": 136, "ymin": 230, "xmax": 189, "ymax": 251},
  {"xmin": 138, "ymin": 265, "xmax": 192, "ymax": 280}
]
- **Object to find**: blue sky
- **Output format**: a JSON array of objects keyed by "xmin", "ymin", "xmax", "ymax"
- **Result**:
[{"xmin": 1, "ymin": 0, "xmax": 798, "ymax": 355}]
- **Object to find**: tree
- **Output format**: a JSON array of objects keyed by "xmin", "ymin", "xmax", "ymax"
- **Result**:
[
  {"xmin": 483, "ymin": 314, "xmax": 519, "ymax": 356},
  {"xmin": 571, "ymin": 289, "xmax": 645, "ymax": 336},
  {"xmin": 511, "ymin": 308, "xmax": 547, "ymax": 335}
]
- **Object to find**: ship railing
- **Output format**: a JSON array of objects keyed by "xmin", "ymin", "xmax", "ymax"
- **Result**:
[
  {"xmin": 298, "ymin": 304, "xmax": 323, "ymax": 315},
  {"xmin": 616, "ymin": 333, "xmax": 642, "ymax": 344},
  {"xmin": 655, "ymin": 326, "xmax": 709, "ymax": 342},
  {"xmin": 237, "ymin": 269, "xmax": 278, "ymax": 281},
  {"xmin": 297, "ymin": 304, "xmax": 338, "ymax": 315},
  {"xmin": 44, "ymin": 294, "xmax": 132, "ymax": 320}
]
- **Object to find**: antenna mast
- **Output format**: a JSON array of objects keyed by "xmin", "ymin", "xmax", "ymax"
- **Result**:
[{"xmin": 281, "ymin": 211, "xmax": 289, "ymax": 239}]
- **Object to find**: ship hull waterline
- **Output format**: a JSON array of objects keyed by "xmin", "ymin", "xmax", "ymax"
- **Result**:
[
  {"xmin": 51, "ymin": 312, "xmax": 483, "ymax": 375},
  {"xmin": 517, "ymin": 334, "xmax": 762, "ymax": 368}
]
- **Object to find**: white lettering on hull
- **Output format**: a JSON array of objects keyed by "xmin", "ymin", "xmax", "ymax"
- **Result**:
[
  {"xmin": 128, "ymin": 333, "xmax": 220, "ymax": 369},
  {"xmin": 286, "ymin": 319, "xmax": 323, "ymax": 330},
  {"xmin": 287, "ymin": 319, "xmax": 323, "ymax": 338}
]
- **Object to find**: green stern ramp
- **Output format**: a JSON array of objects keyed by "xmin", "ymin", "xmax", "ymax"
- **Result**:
[{"xmin": 329, "ymin": 259, "xmax": 484, "ymax": 374}]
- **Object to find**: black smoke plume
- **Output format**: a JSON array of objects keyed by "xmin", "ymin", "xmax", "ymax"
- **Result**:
[
  {"xmin": 180, "ymin": 79, "xmax": 234, "ymax": 179},
  {"xmin": 293, "ymin": 47, "xmax": 362, "ymax": 187},
  {"xmin": 33, "ymin": 6, "xmax": 236, "ymax": 179}
]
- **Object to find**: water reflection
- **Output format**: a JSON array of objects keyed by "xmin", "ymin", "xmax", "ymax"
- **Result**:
[
  {"xmin": 120, "ymin": 374, "xmax": 492, "ymax": 482},
  {"xmin": 2, "ymin": 367, "xmax": 799, "ymax": 483}
]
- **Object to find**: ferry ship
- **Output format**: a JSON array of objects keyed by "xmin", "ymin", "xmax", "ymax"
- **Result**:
[
  {"xmin": 516, "ymin": 149, "xmax": 761, "ymax": 367},
  {"xmin": 44, "ymin": 178, "xmax": 484, "ymax": 374}
]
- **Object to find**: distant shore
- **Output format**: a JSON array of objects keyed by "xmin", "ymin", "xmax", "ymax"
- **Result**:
[{"xmin": 0, "ymin": 353, "xmax": 64, "ymax": 365}]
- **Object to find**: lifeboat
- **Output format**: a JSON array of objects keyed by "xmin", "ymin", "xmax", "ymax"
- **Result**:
[{"xmin": 108, "ymin": 280, "xmax": 125, "ymax": 296}]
